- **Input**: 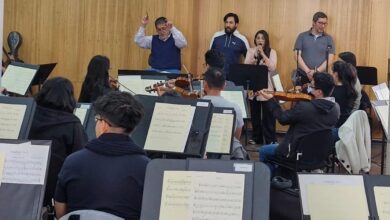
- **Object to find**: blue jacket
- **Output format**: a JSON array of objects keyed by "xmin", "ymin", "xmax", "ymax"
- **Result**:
[{"xmin": 210, "ymin": 30, "xmax": 249, "ymax": 78}]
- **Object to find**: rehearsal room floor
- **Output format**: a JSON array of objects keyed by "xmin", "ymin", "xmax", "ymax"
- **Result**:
[{"xmin": 243, "ymin": 132, "xmax": 384, "ymax": 175}]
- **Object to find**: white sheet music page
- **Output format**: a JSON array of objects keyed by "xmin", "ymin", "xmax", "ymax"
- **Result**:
[
  {"xmin": 0, "ymin": 142, "xmax": 50, "ymax": 185},
  {"xmin": 74, "ymin": 108, "xmax": 88, "ymax": 125},
  {"xmin": 205, "ymin": 113, "xmax": 234, "ymax": 154},
  {"xmin": 1, "ymin": 64, "xmax": 37, "ymax": 95},
  {"xmin": 374, "ymin": 186, "xmax": 390, "ymax": 220},
  {"xmin": 144, "ymin": 103, "xmax": 195, "ymax": 152},
  {"xmin": 0, "ymin": 103, "xmax": 26, "ymax": 139},
  {"xmin": 221, "ymin": 90, "xmax": 247, "ymax": 118},
  {"xmin": 159, "ymin": 171, "xmax": 245, "ymax": 220},
  {"xmin": 375, "ymin": 104, "xmax": 389, "ymax": 137},
  {"xmin": 118, "ymin": 75, "xmax": 158, "ymax": 96},
  {"xmin": 372, "ymin": 83, "xmax": 389, "ymax": 101}
]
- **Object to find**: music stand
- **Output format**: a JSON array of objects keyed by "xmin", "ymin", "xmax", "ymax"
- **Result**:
[
  {"xmin": 229, "ymin": 64, "xmax": 269, "ymax": 91},
  {"xmin": 31, "ymin": 63, "xmax": 57, "ymax": 90}
]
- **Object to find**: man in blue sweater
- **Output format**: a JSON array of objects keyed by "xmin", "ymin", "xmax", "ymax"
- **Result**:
[
  {"xmin": 135, "ymin": 15, "xmax": 187, "ymax": 74},
  {"xmin": 210, "ymin": 12, "xmax": 249, "ymax": 79}
]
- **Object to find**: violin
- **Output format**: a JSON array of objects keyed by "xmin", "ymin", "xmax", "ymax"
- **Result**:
[
  {"xmin": 248, "ymin": 90, "xmax": 313, "ymax": 102},
  {"xmin": 145, "ymin": 81, "xmax": 200, "ymax": 99}
]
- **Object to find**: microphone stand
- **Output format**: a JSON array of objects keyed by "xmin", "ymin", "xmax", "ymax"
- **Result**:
[{"xmin": 325, "ymin": 45, "xmax": 331, "ymax": 73}]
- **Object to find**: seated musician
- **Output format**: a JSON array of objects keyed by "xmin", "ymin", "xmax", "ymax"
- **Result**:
[
  {"xmin": 258, "ymin": 72, "xmax": 340, "ymax": 167},
  {"xmin": 28, "ymin": 77, "xmax": 88, "ymax": 209},
  {"xmin": 203, "ymin": 67, "xmax": 247, "ymax": 160},
  {"xmin": 55, "ymin": 91, "xmax": 150, "ymax": 219}
]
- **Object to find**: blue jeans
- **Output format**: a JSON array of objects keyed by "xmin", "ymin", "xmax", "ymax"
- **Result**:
[
  {"xmin": 331, "ymin": 127, "xmax": 340, "ymax": 145},
  {"xmin": 148, "ymin": 68, "xmax": 181, "ymax": 74},
  {"xmin": 259, "ymin": 144, "xmax": 278, "ymax": 162},
  {"xmin": 259, "ymin": 144, "xmax": 278, "ymax": 173}
]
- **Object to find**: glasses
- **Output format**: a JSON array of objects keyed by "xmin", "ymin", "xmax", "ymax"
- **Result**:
[
  {"xmin": 316, "ymin": 21, "xmax": 327, "ymax": 26},
  {"xmin": 95, "ymin": 116, "xmax": 112, "ymax": 126}
]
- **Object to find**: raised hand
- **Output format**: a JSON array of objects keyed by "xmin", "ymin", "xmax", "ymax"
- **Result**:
[{"xmin": 141, "ymin": 14, "xmax": 149, "ymax": 27}]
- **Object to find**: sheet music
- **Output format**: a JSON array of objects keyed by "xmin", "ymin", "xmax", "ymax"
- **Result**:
[
  {"xmin": 159, "ymin": 171, "xmax": 245, "ymax": 220},
  {"xmin": 0, "ymin": 152, "xmax": 5, "ymax": 187},
  {"xmin": 374, "ymin": 104, "xmax": 389, "ymax": 136},
  {"xmin": 0, "ymin": 142, "xmax": 50, "ymax": 185},
  {"xmin": 205, "ymin": 113, "xmax": 234, "ymax": 154},
  {"xmin": 1, "ymin": 64, "xmax": 37, "ymax": 95},
  {"xmin": 272, "ymin": 74, "xmax": 284, "ymax": 92},
  {"xmin": 372, "ymin": 83, "xmax": 389, "ymax": 101},
  {"xmin": 74, "ymin": 108, "xmax": 88, "ymax": 125},
  {"xmin": 374, "ymin": 186, "xmax": 390, "ymax": 220},
  {"xmin": 307, "ymin": 184, "xmax": 369, "ymax": 220},
  {"xmin": 221, "ymin": 90, "xmax": 247, "ymax": 118},
  {"xmin": 144, "ymin": 103, "xmax": 195, "ymax": 152},
  {"xmin": 118, "ymin": 75, "xmax": 159, "ymax": 96},
  {"xmin": 298, "ymin": 174, "xmax": 366, "ymax": 215},
  {"xmin": 0, "ymin": 103, "xmax": 27, "ymax": 139}
]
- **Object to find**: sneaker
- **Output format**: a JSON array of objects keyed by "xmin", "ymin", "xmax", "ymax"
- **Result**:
[{"xmin": 248, "ymin": 139, "xmax": 257, "ymax": 145}]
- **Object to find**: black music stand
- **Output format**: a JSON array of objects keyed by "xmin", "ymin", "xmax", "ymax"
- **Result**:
[
  {"xmin": 140, "ymin": 159, "xmax": 271, "ymax": 220},
  {"xmin": 132, "ymin": 95, "xmax": 213, "ymax": 158},
  {"xmin": 229, "ymin": 64, "xmax": 269, "ymax": 91},
  {"xmin": 31, "ymin": 63, "xmax": 57, "ymax": 90}
]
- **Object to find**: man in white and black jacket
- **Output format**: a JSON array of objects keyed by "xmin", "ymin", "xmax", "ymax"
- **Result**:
[{"xmin": 210, "ymin": 12, "xmax": 249, "ymax": 79}]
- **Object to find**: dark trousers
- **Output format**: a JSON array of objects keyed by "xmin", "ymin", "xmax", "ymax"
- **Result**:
[{"xmin": 250, "ymin": 99, "xmax": 276, "ymax": 144}]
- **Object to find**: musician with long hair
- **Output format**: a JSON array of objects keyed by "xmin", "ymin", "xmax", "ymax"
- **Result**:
[
  {"xmin": 245, "ymin": 30, "xmax": 277, "ymax": 145},
  {"xmin": 79, "ymin": 55, "xmax": 112, "ymax": 103}
]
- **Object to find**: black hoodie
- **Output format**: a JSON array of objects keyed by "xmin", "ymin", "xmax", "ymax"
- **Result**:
[
  {"xmin": 28, "ymin": 105, "xmax": 87, "ymax": 206},
  {"xmin": 55, "ymin": 133, "xmax": 150, "ymax": 220},
  {"xmin": 265, "ymin": 98, "xmax": 340, "ymax": 158}
]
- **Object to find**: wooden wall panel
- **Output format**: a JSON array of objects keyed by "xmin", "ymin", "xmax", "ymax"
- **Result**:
[{"xmin": 3, "ymin": 0, "xmax": 390, "ymax": 98}]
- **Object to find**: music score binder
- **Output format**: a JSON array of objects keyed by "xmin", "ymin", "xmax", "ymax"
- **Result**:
[
  {"xmin": 0, "ymin": 139, "xmax": 51, "ymax": 220},
  {"xmin": 132, "ymin": 95, "xmax": 213, "ymax": 157},
  {"xmin": 0, "ymin": 96, "xmax": 36, "ymax": 140},
  {"xmin": 31, "ymin": 63, "xmax": 57, "ymax": 89},
  {"xmin": 205, "ymin": 107, "xmax": 236, "ymax": 155},
  {"xmin": 298, "ymin": 174, "xmax": 390, "ymax": 220},
  {"xmin": 74, "ymin": 103, "xmax": 92, "ymax": 128},
  {"xmin": 1, "ymin": 62, "xmax": 39, "ymax": 95},
  {"xmin": 140, "ymin": 159, "xmax": 271, "ymax": 220}
]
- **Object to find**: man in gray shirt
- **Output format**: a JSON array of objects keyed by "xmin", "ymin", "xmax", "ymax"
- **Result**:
[
  {"xmin": 202, "ymin": 67, "xmax": 247, "ymax": 160},
  {"xmin": 294, "ymin": 11, "xmax": 335, "ymax": 84}
]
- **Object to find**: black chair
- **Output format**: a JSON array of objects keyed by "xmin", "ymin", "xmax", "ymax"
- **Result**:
[
  {"xmin": 267, "ymin": 130, "xmax": 333, "ymax": 186},
  {"xmin": 356, "ymin": 66, "xmax": 378, "ymax": 85}
]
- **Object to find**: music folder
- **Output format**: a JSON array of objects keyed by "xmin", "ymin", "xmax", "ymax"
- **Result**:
[
  {"xmin": 132, "ymin": 95, "xmax": 213, "ymax": 158},
  {"xmin": 1, "ymin": 62, "xmax": 39, "ymax": 95},
  {"xmin": 140, "ymin": 159, "xmax": 271, "ymax": 220},
  {"xmin": 31, "ymin": 63, "xmax": 57, "ymax": 87}
]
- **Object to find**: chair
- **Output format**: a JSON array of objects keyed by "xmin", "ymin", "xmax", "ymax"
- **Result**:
[
  {"xmin": 59, "ymin": 210, "xmax": 124, "ymax": 220},
  {"xmin": 268, "ymin": 130, "xmax": 332, "ymax": 171},
  {"xmin": 356, "ymin": 66, "xmax": 378, "ymax": 85}
]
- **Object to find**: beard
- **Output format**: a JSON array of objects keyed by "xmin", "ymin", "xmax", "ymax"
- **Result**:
[{"xmin": 224, "ymin": 26, "xmax": 237, "ymax": 34}]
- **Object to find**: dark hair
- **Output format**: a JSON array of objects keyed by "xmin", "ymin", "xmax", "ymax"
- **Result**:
[
  {"xmin": 223, "ymin": 13, "xmax": 239, "ymax": 23},
  {"xmin": 204, "ymin": 67, "xmax": 225, "ymax": 89},
  {"xmin": 338, "ymin": 51, "xmax": 357, "ymax": 67},
  {"xmin": 332, "ymin": 61, "xmax": 358, "ymax": 107},
  {"xmin": 313, "ymin": 72, "xmax": 335, "ymax": 97},
  {"xmin": 205, "ymin": 49, "xmax": 224, "ymax": 69},
  {"xmin": 155, "ymin": 17, "xmax": 167, "ymax": 28},
  {"xmin": 93, "ymin": 91, "xmax": 144, "ymax": 133},
  {"xmin": 312, "ymin": 11, "xmax": 328, "ymax": 22},
  {"xmin": 35, "ymin": 77, "xmax": 76, "ymax": 113},
  {"xmin": 79, "ymin": 55, "xmax": 111, "ymax": 103},
  {"xmin": 254, "ymin": 30, "xmax": 271, "ymax": 58}
]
